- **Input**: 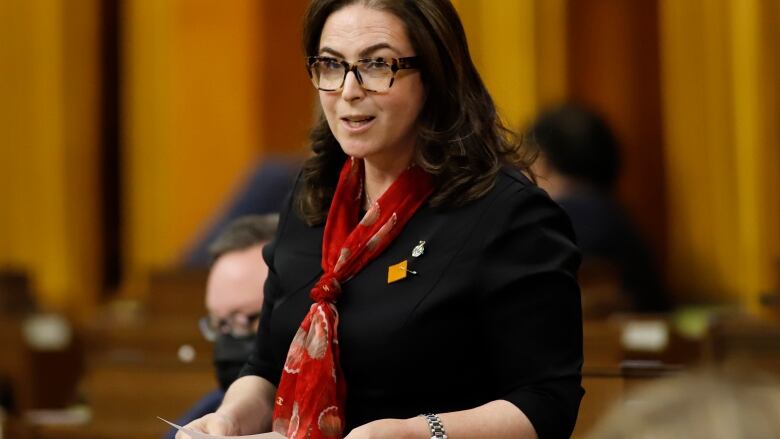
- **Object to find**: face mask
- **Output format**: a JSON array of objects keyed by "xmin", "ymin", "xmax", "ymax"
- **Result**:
[{"xmin": 213, "ymin": 334, "xmax": 255, "ymax": 391}]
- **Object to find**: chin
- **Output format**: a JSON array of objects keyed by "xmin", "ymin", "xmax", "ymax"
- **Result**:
[{"xmin": 335, "ymin": 138, "xmax": 376, "ymax": 159}]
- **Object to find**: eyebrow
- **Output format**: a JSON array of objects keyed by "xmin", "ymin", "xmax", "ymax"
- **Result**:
[{"xmin": 319, "ymin": 42, "xmax": 399, "ymax": 59}]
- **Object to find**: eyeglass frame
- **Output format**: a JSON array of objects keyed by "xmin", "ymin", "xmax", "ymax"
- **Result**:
[
  {"xmin": 198, "ymin": 312, "xmax": 261, "ymax": 342},
  {"xmin": 306, "ymin": 55, "xmax": 420, "ymax": 92}
]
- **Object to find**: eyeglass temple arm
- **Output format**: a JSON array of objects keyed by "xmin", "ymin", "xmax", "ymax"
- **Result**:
[{"xmin": 396, "ymin": 56, "xmax": 419, "ymax": 70}]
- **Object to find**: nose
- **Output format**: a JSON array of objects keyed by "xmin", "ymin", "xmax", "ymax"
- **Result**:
[{"xmin": 341, "ymin": 70, "xmax": 365, "ymax": 101}]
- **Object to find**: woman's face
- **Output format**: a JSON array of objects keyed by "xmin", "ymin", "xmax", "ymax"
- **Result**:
[{"xmin": 317, "ymin": 4, "xmax": 424, "ymax": 167}]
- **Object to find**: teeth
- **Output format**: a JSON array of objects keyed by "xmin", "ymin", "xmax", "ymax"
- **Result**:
[{"xmin": 344, "ymin": 117, "xmax": 373, "ymax": 127}]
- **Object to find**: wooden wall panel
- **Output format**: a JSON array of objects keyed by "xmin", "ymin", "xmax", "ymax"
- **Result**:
[
  {"xmin": 452, "ymin": 0, "xmax": 568, "ymax": 129},
  {"xmin": 121, "ymin": 0, "xmax": 311, "ymax": 295},
  {"xmin": 567, "ymin": 0, "xmax": 668, "ymax": 272},
  {"xmin": 660, "ymin": 0, "xmax": 780, "ymax": 307},
  {"xmin": 260, "ymin": 1, "xmax": 316, "ymax": 154},
  {"xmin": 0, "ymin": 0, "xmax": 101, "ymax": 319}
]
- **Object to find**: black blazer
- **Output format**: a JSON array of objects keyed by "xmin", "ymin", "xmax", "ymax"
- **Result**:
[{"xmin": 242, "ymin": 167, "xmax": 584, "ymax": 438}]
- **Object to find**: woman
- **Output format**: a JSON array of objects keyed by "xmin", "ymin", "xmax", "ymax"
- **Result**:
[{"xmin": 179, "ymin": 1, "xmax": 583, "ymax": 438}]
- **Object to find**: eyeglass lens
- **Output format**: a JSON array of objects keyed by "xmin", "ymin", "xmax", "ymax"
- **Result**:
[
  {"xmin": 312, "ymin": 59, "xmax": 394, "ymax": 91},
  {"xmin": 200, "ymin": 313, "xmax": 260, "ymax": 340}
]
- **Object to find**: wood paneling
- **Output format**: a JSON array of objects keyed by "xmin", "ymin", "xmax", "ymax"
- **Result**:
[
  {"xmin": 567, "ymin": 0, "xmax": 667, "ymax": 275},
  {"xmin": 0, "ymin": 0, "xmax": 102, "ymax": 318},
  {"xmin": 659, "ymin": 0, "xmax": 780, "ymax": 307},
  {"xmin": 260, "ymin": 1, "xmax": 316, "ymax": 153},
  {"xmin": 121, "ymin": 0, "xmax": 311, "ymax": 296},
  {"xmin": 452, "ymin": 0, "xmax": 568, "ymax": 129}
]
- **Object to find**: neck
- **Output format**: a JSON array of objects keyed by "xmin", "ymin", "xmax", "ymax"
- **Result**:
[{"xmin": 362, "ymin": 153, "xmax": 414, "ymax": 206}]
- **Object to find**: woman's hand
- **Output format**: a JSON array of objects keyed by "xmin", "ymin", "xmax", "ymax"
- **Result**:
[
  {"xmin": 343, "ymin": 417, "xmax": 427, "ymax": 439},
  {"xmin": 174, "ymin": 412, "xmax": 241, "ymax": 438}
]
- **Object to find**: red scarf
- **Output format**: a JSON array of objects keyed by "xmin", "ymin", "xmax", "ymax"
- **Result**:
[{"xmin": 271, "ymin": 158, "xmax": 434, "ymax": 438}]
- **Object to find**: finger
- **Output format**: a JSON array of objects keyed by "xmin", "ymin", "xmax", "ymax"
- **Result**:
[
  {"xmin": 177, "ymin": 418, "xmax": 207, "ymax": 436},
  {"xmin": 206, "ymin": 417, "xmax": 232, "ymax": 435}
]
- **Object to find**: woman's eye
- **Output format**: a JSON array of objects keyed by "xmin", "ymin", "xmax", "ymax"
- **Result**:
[{"xmin": 366, "ymin": 61, "xmax": 387, "ymax": 70}]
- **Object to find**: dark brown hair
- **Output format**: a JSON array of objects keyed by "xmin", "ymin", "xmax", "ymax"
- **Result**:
[{"xmin": 297, "ymin": 0, "xmax": 536, "ymax": 225}]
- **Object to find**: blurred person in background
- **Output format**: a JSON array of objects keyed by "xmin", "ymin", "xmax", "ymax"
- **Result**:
[
  {"xmin": 586, "ymin": 368, "xmax": 780, "ymax": 439},
  {"xmin": 165, "ymin": 214, "xmax": 278, "ymax": 439},
  {"xmin": 529, "ymin": 103, "xmax": 669, "ymax": 314},
  {"xmin": 179, "ymin": 0, "xmax": 583, "ymax": 438}
]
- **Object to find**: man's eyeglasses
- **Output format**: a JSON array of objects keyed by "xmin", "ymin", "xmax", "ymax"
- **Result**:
[
  {"xmin": 198, "ymin": 313, "xmax": 260, "ymax": 342},
  {"xmin": 306, "ymin": 55, "xmax": 420, "ymax": 93}
]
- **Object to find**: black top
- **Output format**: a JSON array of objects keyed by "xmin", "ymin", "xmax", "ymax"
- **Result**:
[{"xmin": 241, "ymin": 167, "xmax": 584, "ymax": 438}]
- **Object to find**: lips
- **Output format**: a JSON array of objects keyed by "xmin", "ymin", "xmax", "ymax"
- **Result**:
[
  {"xmin": 340, "ymin": 115, "xmax": 376, "ymax": 132},
  {"xmin": 342, "ymin": 115, "xmax": 374, "ymax": 125}
]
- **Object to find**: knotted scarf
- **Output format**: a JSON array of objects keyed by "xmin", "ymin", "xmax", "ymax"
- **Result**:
[{"xmin": 271, "ymin": 158, "xmax": 435, "ymax": 438}]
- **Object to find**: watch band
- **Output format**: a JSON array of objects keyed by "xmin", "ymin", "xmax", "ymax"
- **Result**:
[{"xmin": 420, "ymin": 413, "xmax": 448, "ymax": 439}]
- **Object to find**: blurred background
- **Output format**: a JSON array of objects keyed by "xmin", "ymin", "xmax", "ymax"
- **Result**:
[{"xmin": 0, "ymin": 0, "xmax": 778, "ymax": 438}]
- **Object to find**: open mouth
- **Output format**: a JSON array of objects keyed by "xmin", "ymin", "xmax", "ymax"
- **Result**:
[{"xmin": 341, "ymin": 116, "xmax": 375, "ymax": 128}]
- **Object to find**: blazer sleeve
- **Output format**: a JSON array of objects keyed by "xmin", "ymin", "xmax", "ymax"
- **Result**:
[
  {"xmin": 477, "ymin": 183, "xmax": 584, "ymax": 439},
  {"xmin": 239, "ymin": 185, "xmax": 297, "ymax": 385}
]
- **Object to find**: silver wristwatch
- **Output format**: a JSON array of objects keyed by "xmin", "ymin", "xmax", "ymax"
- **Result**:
[{"xmin": 420, "ymin": 413, "xmax": 448, "ymax": 439}]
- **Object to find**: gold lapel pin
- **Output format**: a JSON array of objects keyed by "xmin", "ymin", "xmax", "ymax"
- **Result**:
[{"xmin": 387, "ymin": 260, "xmax": 417, "ymax": 284}]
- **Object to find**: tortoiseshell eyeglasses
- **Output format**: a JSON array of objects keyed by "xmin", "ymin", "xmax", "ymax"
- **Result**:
[{"xmin": 306, "ymin": 55, "xmax": 420, "ymax": 93}]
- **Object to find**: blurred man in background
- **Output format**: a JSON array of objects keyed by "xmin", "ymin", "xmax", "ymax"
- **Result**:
[
  {"xmin": 165, "ymin": 214, "xmax": 278, "ymax": 439},
  {"xmin": 529, "ymin": 103, "xmax": 669, "ymax": 314}
]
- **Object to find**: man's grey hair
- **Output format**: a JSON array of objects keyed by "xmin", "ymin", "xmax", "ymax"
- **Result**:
[{"xmin": 207, "ymin": 214, "xmax": 279, "ymax": 262}]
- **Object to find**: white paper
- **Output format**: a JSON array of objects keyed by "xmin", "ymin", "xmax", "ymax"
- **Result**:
[{"xmin": 159, "ymin": 417, "xmax": 286, "ymax": 439}]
